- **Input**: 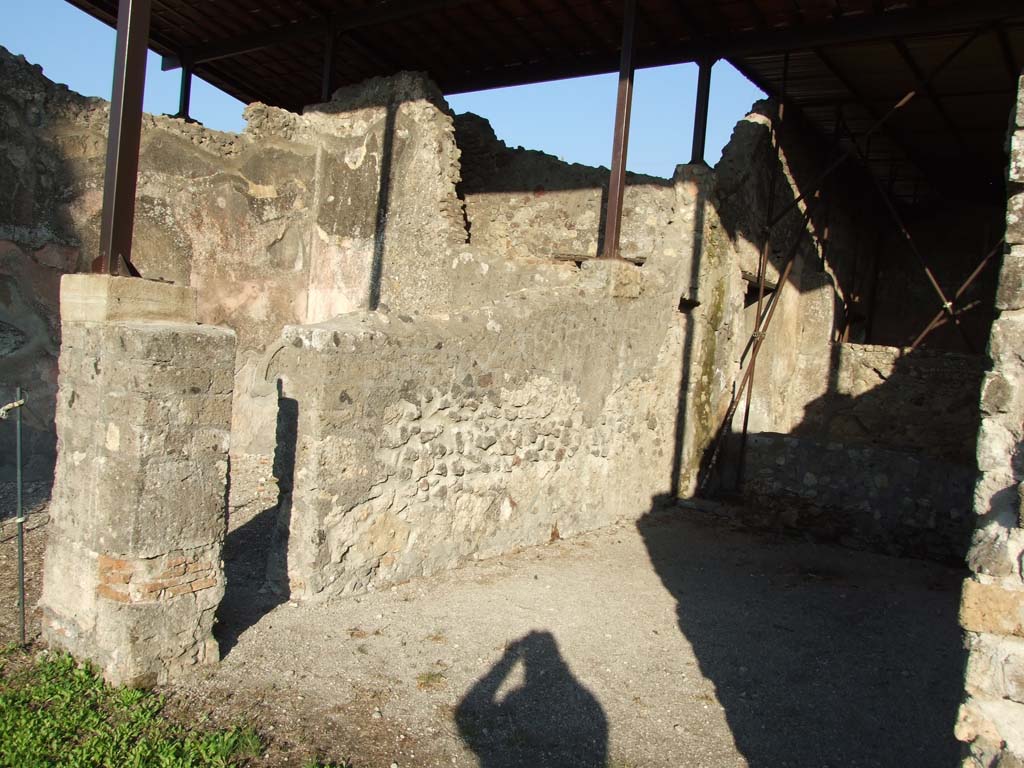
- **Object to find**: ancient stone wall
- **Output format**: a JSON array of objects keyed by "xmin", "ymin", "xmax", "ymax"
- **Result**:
[
  {"xmin": 454, "ymin": 113, "xmax": 678, "ymax": 264},
  {"xmin": 956, "ymin": 73, "xmax": 1024, "ymax": 766},
  {"xmin": 265, "ymin": 187, "xmax": 744, "ymax": 598},
  {"xmin": 740, "ymin": 344, "xmax": 983, "ymax": 561},
  {"xmin": 0, "ymin": 48, "xmax": 464, "ymax": 521},
  {"xmin": 2, "ymin": 45, "xmax": 752, "ymax": 602},
  {"xmin": 707, "ymin": 100, "xmax": 990, "ymax": 559}
]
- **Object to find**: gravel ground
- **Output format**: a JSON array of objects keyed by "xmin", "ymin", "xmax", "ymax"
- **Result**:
[
  {"xmin": 179, "ymin": 505, "xmax": 966, "ymax": 768},
  {"xmin": 0, "ymin": 488, "xmax": 967, "ymax": 768}
]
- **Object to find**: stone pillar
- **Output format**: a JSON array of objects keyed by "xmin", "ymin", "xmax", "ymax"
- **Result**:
[
  {"xmin": 956, "ymin": 76, "xmax": 1024, "ymax": 766},
  {"xmin": 41, "ymin": 275, "xmax": 236, "ymax": 687}
]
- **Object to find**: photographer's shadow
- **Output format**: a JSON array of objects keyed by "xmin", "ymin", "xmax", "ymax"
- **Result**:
[{"xmin": 455, "ymin": 630, "xmax": 607, "ymax": 768}]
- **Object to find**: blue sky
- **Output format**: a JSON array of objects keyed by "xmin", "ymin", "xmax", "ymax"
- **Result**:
[{"xmin": 1, "ymin": 0, "xmax": 765, "ymax": 177}]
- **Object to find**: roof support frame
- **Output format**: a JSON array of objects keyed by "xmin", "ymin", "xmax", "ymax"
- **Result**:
[
  {"xmin": 95, "ymin": 0, "xmax": 151, "ymax": 276},
  {"xmin": 892, "ymin": 38, "xmax": 970, "ymax": 155},
  {"xmin": 601, "ymin": 0, "xmax": 638, "ymax": 261},
  {"xmin": 321, "ymin": 24, "xmax": 336, "ymax": 102},
  {"xmin": 161, "ymin": 0, "xmax": 480, "ymax": 71},
  {"xmin": 812, "ymin": 45, "xmax": 931, "ymax": 187},
  {"xmin": 690, "ymin": 57, "xmax": 715, "ymax": 165},
  {"xmin": 173, "ymin": 60, "xmax": 194, "ymax": 122}
]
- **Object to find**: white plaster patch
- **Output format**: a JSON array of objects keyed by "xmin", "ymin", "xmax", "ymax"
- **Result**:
[
  {"xmin": 345, "ymin": 144, "xmax": 367, "ymax": 170},
  {"xmin": 247, "ymin": 182, "xmax": 277, "ymax": 199},
  {"xmin": 105, "ymin": 423, "xmax": 120, "ymax": 452}
]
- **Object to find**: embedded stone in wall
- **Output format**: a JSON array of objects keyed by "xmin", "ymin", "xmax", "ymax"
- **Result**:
[{"xmin": 40, "ymin": 275, "xmax": 235, "ymax": 687}]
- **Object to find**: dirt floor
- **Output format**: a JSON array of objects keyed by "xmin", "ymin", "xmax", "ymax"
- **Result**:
[{"xmin": 0, "ymin": 484, "xmax": 967, "ymax": 768}]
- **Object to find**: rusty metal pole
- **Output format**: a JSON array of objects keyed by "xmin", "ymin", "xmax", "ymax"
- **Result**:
[
  {"xmin": 96, "ymin": 0, "xmax": 152, "ymax": 276},
  {"xmin": 736, "ymin": 53, "xmax": 787, "ymax": 490},
  {"xmin": 690, "ymin": 58, "xmax": 714, "ymax": 165},
  {"xmin": 911, "ymin": 238, "xmax": 1003, "ymax": 349},
  {"xmin": 175, "ymin": 59, "xmax": 193, "ymax": 121},
  {"xmin": 321, "ymin": 24, "xmax": 336, "ymax": 102},
  {"xmin": 14, "ymin": 387, "xmax": 24, "ymax": 647},
  {"xmin": 600, "ymin": 0, "xmax": 637, "ymax": 260}
]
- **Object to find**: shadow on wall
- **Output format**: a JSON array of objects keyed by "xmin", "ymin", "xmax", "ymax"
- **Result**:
[
  {"xmin": 727, "ymin": 346, "xmax": 984, "ymax": 563},
  {"xmin": 368, "ymin": 101, "xmax": 396, "ymax": 311},
  {"xmin": 215, "ymin": 380, "xmax": 295, "ymax": 657},
  {"xmin": 637, "ymin": 500, "xmax": 966, "ymax": 768},
  {"xmin": 455, "ymin": 630, "xmax": 607, "ymax": 768}
]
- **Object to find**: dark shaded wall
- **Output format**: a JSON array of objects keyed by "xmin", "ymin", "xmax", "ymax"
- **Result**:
[{"xmin": 712, "ymin": 101, "xmax": 992, "ymax": 562}]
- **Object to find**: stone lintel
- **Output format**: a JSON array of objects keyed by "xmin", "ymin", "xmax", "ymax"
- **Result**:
[{"xmin": 61, "ymin": 274, "xmax": 197, "ymax": 324}]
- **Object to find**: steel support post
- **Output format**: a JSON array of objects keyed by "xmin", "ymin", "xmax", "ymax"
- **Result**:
[
  {"xmin": 15, "ymin": 386, "xmax": 24, "ymax": 647},
  {"xmin": 600, "ymin": 0, "xmax": 637, "ymax": 260},
  {"xmin": 690, "ymin": 58, "xmax": 714, "ymax": 165},
  {"xmin": 321, "ymin": 25, "xmax": 337, "ymax": 102},
  {"xmin": 176, "ymin": 62, "xmax": 193, "ymax": 121},
  {"xmin": 96, "ymin": 0, "xmax": 152, "ymax": 276}
]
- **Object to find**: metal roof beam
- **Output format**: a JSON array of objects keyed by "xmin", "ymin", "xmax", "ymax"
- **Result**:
[
  {"xmin": 892, "ymin": 39, "xmax": 971, "ymax": 155},
  {"xmin": 715, "ymin": 0, "xmax": 1022, "ymax": 59},
  {"xmin": 162, "ymin": 0, "xmax": 479, "ymax": 70}
]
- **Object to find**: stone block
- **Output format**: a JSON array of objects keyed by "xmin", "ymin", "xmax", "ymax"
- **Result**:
[
  {"xmin": 1016, "ymin": 76, "xmax": 1024, "ymax": 130},
  {"xmin": 989, "ymin": 310, "xmax": 1024, "ymax": 368},
  {"xmin": 582, "ymin": 259, "xmax": 644, "ymax": 299},
  {"xmin": 41, "ymin": 293, "xmax": 235, "ymax": 686},
  {"xmin": 1009, "ymin": 196, "xmax": 1024, "ymax": 247},
  {"xmin": 961, "ymin": 579, "xmax": 1024, "ymax": 637},
  {"xmin": 1013, "ymin": 131, "xmax": 1024, "ymax": 185},
  {"xmin": 976, "ymin": 418, "xmax": 1023, "ymax": 474},
  {"xmin": 61, "ymin": 274, "xmax": 197, "ymax": 324},
  {"xmin": 965, "ymin": 633, "xmax": 1024, "ymax": 703},
  {"xmin": 957, "ymin": 697, "xmax": 1024, "ymax": 766},
  {"xmin": 968, "ymin": 526, "xmax": 1024, "ymax": 578},
  {"xmin": 998, "ymin": 246, "xmax": 1024, "ymax": 311},
  {"xmin": 981, "ymin": 370, "xmax": 1022, "ymax": 418}
]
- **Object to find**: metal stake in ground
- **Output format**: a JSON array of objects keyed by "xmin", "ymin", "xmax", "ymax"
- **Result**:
[{"xmin": 1, "ymin": 388, "xmax": 26, "ymax": 646}]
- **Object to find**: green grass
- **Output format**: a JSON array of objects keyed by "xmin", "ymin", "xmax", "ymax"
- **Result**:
[{"xmin": 0, "ymin": 649, "xmax": 261, "ymax": 767}]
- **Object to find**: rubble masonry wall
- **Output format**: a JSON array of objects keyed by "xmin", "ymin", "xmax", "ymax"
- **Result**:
[{"xmin": 956, "ymin": 73, "xmax": 1024, "ymax": 766}]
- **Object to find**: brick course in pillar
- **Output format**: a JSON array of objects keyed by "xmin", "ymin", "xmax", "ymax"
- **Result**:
[
  {"xmin": 40, "ymin": 275, "xmax": 236, "ymax": 687},
  {"xmin": 957, "ymin": 73, "xmax": 1024, "ymax": 767}
]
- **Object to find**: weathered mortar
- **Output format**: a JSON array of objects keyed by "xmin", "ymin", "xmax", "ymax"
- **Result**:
[{"xmin": 956, "ymin": 73, "xmax": 1024, "ymax": 767}]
